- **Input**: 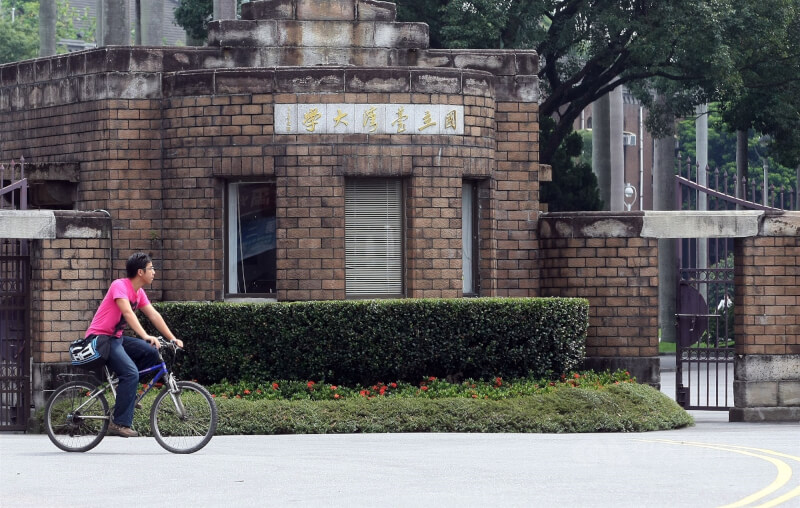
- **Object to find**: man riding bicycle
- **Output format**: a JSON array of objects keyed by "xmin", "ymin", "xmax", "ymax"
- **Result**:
[{"xmin": 84, "ymin": 252, "xmax": 184, "ymax": 437}]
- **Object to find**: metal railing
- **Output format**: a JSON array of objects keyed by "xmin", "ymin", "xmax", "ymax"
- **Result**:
[
  {"xmin": 675, "ymin": 154, "xmax": 797, "ymax": 212},
  {"xmin": 1, "ymin": 156, "xmax": 28, "ymax": 211}
]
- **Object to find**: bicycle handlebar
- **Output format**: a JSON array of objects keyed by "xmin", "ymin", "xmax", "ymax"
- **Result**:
[{"xmin": 156, "ymin": 336, "xmax": 183, "ymax": 352}]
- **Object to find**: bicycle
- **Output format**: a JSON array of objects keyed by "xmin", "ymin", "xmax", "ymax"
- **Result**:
[{"xmin": 45, "ymin": 337, "xmax": 217, "ymax": 454}]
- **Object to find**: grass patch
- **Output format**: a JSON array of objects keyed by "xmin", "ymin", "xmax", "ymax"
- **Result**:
[{"xmin": 659, "ymin": 341, "xmax": 676, "ymax": 354}]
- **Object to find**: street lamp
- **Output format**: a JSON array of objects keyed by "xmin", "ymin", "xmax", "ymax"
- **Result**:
[{"xmin": 623, "ymin": 183, "xmax": 637, "ymax": 211}]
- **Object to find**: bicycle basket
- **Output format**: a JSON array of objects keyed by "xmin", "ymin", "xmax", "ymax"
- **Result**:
[{"xmin": 69, "ymin": 335, "xmax": 112, "ymax": 371}]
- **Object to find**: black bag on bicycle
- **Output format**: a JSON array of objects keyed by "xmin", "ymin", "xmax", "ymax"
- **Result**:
[{"xmin": 69, "ymin": 335, "xmax": 112, "ymax": 371}]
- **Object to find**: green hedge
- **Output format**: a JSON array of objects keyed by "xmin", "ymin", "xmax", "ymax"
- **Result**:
[
  {"xmin": 146, "ymin": 297, "xmax": 588, "ymax": 386},
  {"xmin": 130, "ymin": 383, "xmax": 692, "ymax": 434}
]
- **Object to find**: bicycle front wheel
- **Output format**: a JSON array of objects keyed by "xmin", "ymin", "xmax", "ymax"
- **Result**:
[
  {"xmin": 150, "ymin": 381, "xmax": 217, "ymax": 454},
  {"xmin": 45, "ymin": 380, "xmax": 109, "ymax": 452}
]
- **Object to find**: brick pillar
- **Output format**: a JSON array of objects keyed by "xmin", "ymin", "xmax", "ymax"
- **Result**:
[
  {"xmin": 538, "ymin": 213, "xmax": 660, "ymax": 386},
  {"xmin": 490, "ymin": 101, "xmax": 540, "ymax": 297},
  {"xmin": 731, "ymin": 214, "xmax": 800, "ymax": 422},
  {"xmin": 406, "ymin": 175, "xmax": 462, "ymax": 298},
  {"xmin": 29, "ymin": 212, "xmax": 111, "ymax": 413}
]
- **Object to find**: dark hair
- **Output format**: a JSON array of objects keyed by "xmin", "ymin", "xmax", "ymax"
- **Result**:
[{"xmin": 126, "ymin": 252, "xmax": 152, "ymax": 278}]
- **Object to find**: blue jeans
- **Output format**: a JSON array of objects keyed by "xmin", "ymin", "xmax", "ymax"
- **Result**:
[{"xmin": 105, "ymin": 336, "xmax": 161, "ymax": 428}]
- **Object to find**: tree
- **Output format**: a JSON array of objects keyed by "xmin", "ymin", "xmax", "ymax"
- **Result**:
[
  {"xmin": 174, "ymin": 0, "xmax": 212, "ymax": 43},
  {"xmin": 539, "ymin": 117, "xmax": 603, "ymax": 211},
  {"xmin": 397, "ymin": 0, "xmax": 800, "ymax": 170},
  {"xmin": 0, "ymin": 0, "xmax": 93, "ymax": 64},
  {"xmin": 715, "ymin": 0, "xmax": 800, "ymax": 169},
  {"xmin": 174, "ymin": 0, "xmax": 246, "ymax": 44},
  {"xmin": 0, "ymin": 1, "xmax": 39, "ymax": 63},
  {"xmin": 677, "ymin": 110, "xmax": 797, "ymax": 201}
]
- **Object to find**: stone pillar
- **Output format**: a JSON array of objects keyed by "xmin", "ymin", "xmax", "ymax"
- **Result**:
[
  {"xmin": 592, "ymin": 95, "xmax": 611, "ymax": 210},
  {"xmin": 730, "ymin": 214, "xmax": 800, "ymax": 422},
  {"xmin": 653, "ymin": 113, "xmax": 678, "ymax": 344},
  {"xmin": 214, "ymin": 0, "xmax": 237, "ymax": 20},
  {"xmin": 98, "ymin": 0, "xmax": 130, "ymax": 46},
  {"xmin": 38, "ymin": 0, "xmax": 57, "ymax": 57},
  {"xmin": 609, "ymin": 87, "xmax": 624, "ymax": 211},
  {"xmin": 140, "ymin": 0, "xmax": 165, "ymax": 45}
]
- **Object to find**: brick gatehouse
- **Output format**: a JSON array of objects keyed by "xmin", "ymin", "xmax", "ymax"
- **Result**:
[{"xmin": 1, "ymin": 0, "xmax": 797, "ymax": 422}]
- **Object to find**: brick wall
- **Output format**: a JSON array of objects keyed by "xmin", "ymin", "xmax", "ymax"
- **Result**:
[{"xmin": 734, "ymin": 235, "xmax": 800, "ymax": 355}]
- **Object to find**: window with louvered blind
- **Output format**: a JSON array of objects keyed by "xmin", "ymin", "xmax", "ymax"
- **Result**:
[{"xmin": 345, "ymin": 178, "xmax": 403, "ymax": 297}]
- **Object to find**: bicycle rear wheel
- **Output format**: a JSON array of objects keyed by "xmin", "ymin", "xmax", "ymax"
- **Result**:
[
  {"xmin": 45, "ymin": 380, "xmax": 109, "ymax": 452},
  {"xmin": 150, "ymin": 381, "xmax": 217, "ymax": 454}
]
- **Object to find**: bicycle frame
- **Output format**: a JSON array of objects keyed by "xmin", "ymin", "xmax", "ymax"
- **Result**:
[{"xmin": 66, "ymin": 359, "xmax": 182, "ymax": 422}]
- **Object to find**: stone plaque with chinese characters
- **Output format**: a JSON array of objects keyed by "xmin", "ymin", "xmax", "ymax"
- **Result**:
[{"xmin": 274, "ymin": 104, "xmax": 465, "ymax": 135}]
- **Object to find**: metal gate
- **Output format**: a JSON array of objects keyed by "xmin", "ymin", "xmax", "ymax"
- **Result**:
[
  {"xmin": 0, "ymin": 239, "xmax": 30, "ymax": 430},
  {"xmin": 675, "ymin": 241, "xmax": 735, "ymax": 410},
  {"xmin": 672, "ymin": 154, "xmax": 792, "ymax": 410},
  {"xmin": 1, "ymin": 157, "xmax": 31, "ymax": 430}
]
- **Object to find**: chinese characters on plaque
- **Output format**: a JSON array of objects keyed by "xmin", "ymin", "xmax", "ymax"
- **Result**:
[{"xmin": 274, "ymin": 104, "xmax": 465, "ymax": 135}]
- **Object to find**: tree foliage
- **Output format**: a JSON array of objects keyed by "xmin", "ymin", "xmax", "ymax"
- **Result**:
[
  {"xmin": 397, "ymin": 0, "xmax": 800, "ymax": 170},
  {"xmin": 0, "ymin": 0, "xmax": 39, "ymax": 63},
  {"xmin": 539, "ymin": 118, "xmax": 603, "ymax": 211},
  {"xmin": 0, "ymin": 0, "xmax": 92, "ymax": 64},
  {"xmin": 677, "ymin": 110, "xmax": 797, "ymax": 198},
  {"xmin": 173, "ymin": 0, "xmax": 213, "ymax": 43}
]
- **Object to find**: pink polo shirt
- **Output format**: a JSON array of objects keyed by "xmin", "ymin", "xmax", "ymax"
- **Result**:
[{"xmin": 85, "ymin": 278, "xmax": 150, "ymax": 338}]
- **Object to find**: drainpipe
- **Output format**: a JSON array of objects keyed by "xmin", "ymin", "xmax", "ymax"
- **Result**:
[{"xmin": 639, "ymin": 106, "xmax": 644, "ymax": 210}]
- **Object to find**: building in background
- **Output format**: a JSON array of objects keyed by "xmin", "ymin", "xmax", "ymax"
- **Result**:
[{"xmin": 573, "ymin": 87, "xmax": 655, "ymax": 211}]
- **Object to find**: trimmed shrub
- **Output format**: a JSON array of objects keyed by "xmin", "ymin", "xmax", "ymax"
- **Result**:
[
  {"xmin": 129, "ymin": 383, "xmax": 692, "ymax": 435},
  {"xmin": 146, "ymin": 297, "xmax": 588, "ymax": 385}
]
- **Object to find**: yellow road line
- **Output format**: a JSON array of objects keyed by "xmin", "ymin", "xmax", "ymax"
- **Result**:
[{"xmin": 637, "ymin": 439, "xmax": 799, "ymax": 508}]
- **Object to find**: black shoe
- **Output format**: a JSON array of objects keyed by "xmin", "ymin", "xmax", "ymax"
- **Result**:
[
  {"xmin": 108, "ymin": 421, "xmax": 139, "ymax": 438},
  {"xmin": 135, "ymin": 401, "xmax": 143, "ymax": 409}
]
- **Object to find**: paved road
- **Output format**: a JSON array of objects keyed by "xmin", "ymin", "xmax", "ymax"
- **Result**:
[
  {"xmin": 2, "ymin": 420, "xmax": 799, "ymax": 507},
  {"xmin": 3, "ymin": 358, "xmax": 798, "ymax": 508}
]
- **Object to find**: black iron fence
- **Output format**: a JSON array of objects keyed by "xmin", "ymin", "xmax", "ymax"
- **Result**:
[
  {"xmin": 676, "ymin": 154, "xmax": 797, "ymax": 213},
  {"xmin": 1, "ymin": 156, "xmax": 31, "ymax": 430}
]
